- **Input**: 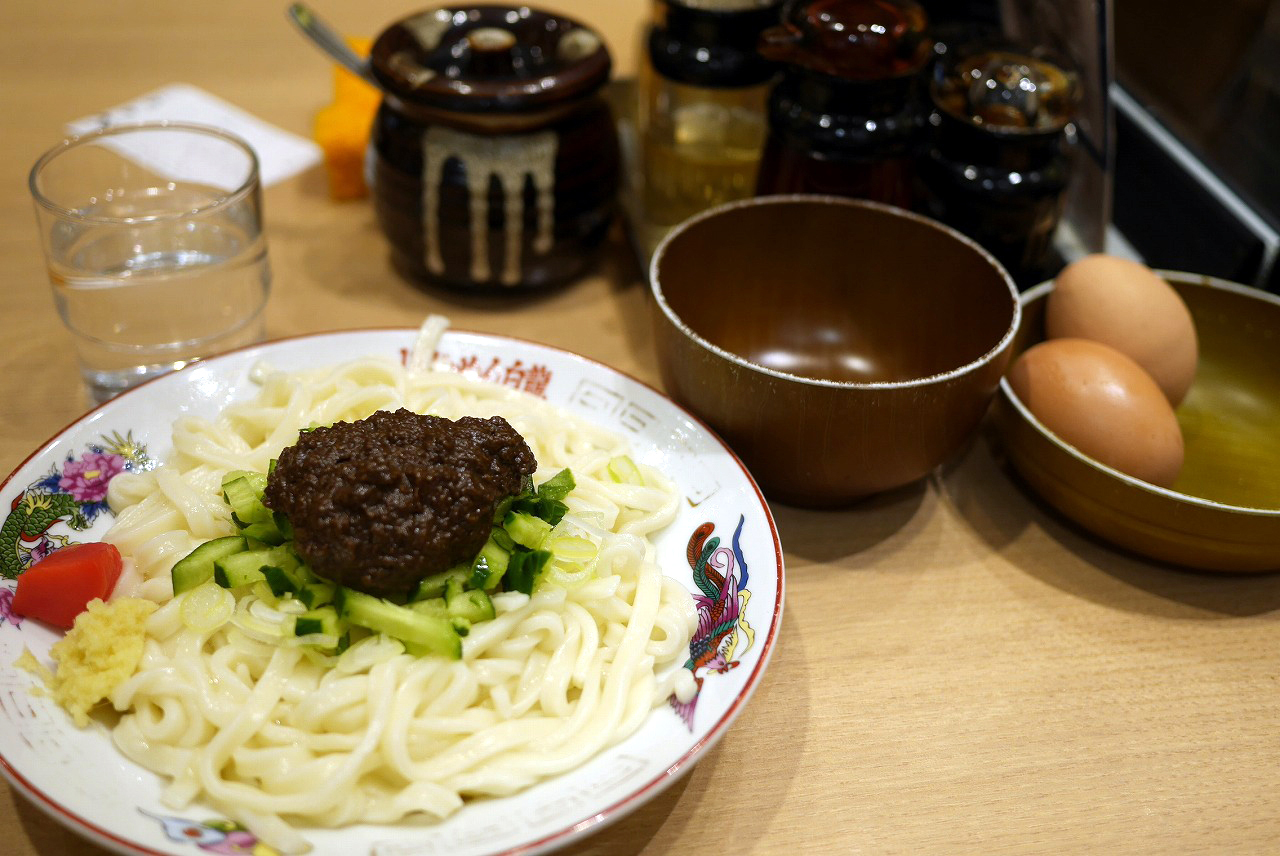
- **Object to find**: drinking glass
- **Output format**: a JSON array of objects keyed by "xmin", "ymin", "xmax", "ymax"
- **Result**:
[{"xmin": 29, "ymin": 122, "xmax": 271, "ymax": 402}]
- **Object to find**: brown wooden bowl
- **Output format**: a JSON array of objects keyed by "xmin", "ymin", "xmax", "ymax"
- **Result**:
[
  {"xmin": 649, "ymin": 195, "xmax": 1020, "ymax": 507},
  {"xmin": 993, "ymin": 272, "xmax": 1280, "ymax": 572}
]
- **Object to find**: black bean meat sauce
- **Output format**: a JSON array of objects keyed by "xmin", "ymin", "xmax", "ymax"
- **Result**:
[{"xmin": 263, "ymin": 408, "xmax": 537, "ymax": 598}]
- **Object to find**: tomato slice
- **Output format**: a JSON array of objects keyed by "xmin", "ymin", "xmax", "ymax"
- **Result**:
[{"xmin": 11, "ymin": 542, "xmax": 124, "ymax": 629}]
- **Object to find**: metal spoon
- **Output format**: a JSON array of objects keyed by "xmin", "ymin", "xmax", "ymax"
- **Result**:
[{"xmin": 287, "ymin": 3, "xmax": 381, "ymax": 89}]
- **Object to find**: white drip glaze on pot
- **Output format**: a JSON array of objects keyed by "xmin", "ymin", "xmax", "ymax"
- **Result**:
[
  {"xmin": 421, "ymin": 126, "xmax": 558, "ymax": 286},
  {"xmin": 405, "ymin": 8, "xmax": 454, "ymax": 50},
  {"xmin": 557, "ymin": 28, "xmax": 601, "ymax": 62}
]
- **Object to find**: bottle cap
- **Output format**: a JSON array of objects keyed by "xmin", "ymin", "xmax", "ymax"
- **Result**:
[
  {"xmin": 931, "ymin": 44, "xmax": 1079, "ymax": 133},
  {"xmin": 648, "ymin": 0, "xmax": 784, "ymax": 88},
  {"xmin": 758, "ymin": 0, "xmax": 932, "ymax": 81}
]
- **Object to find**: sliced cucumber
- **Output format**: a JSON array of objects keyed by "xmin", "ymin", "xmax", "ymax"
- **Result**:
[
  {"xmin": 445, "ymin": 576, "xmax": 495, "ymax": 623},
  {"xmin": 503, "ymin": 511, "xmax": 552, "ymax": 550},
  {"xmin": 536, "ymin": 468, "xmax": 575, "ymax": 501},
  {"xmin": 503, "ymin": 548, "xmax": 551, "ymax": 595},
  {"xmin": 238, "ymin": 519, "xmax": 289, "ymax": 545},
  {"xmin": 511, "ymin": 494, "xmax": 568, "ymax": 526},
  {"xmin": 491, "ymin": 493, "xmax": 517, "ymax": 523},
  {"xmin": 408, "ymin": 597, "xmax": 449, "ymax": 618},
  {"xmin": 222, "ymin": 472, "xmax": 272, "ymax": 527},
  {"xmin": 468, "ymin": 534, "xmax": 511, "ymax": 590},
  {"xmin": 489, "ymin": 525, "xmax": 516, "ymax": 553},
  {"xmin": 172, "ymin": 535, "xmax": 248, "ymax": 594},
  {"xmin": 213, "ymin": 545, "xmax": 300, "ymax": 590},
  {"xmin": 261, "ymin": 556, "xmax": 307, "ymax": 597},
  {"xmin": 538, "ymin": 497, "xmax": 569, "ymax": 526},
  {"xmin": 334, "ymin": 587, "xmax": 462, "ymax": 659},
  {"xmin": 221, "ymin": 469, "xmax": 261, "ymax": 486},
  {"xmin": 273, "ymin": 511, "xmax": 294, "ymax": 541},
  {"xmin": 412, "ymin": 564, "xmax": 470, "ymax": 602},
  {"xmin": 296, "ymin": 579, "xmax": 337, "ymax": 609},
  {"xmin": 294, "ymin": 605, "xmax": 345, "ymax": 637},
  {"xmin": 213, "ymin": 548, "xmax": 279, "ymax": 588}
]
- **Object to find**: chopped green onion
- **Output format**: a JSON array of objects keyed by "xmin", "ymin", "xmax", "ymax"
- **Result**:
[{"xmin": 607, "ymin": 455, "xmax": 644, "ymax": 485}]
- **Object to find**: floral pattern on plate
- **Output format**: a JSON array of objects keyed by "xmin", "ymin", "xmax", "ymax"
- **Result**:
[{"xmin": 1, "ymin": 431, "xmax": 151, "ymax": 585}]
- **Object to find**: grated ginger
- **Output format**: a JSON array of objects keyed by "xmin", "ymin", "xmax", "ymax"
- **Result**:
[{"xmin": 20, "ymin": 597, "xmax": 157, "ymax": 727}]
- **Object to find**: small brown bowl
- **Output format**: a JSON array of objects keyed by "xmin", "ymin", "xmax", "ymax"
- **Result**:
[
  {"xmin": 649, "ymin": 195, "xmax": 1020, "ymax": 507},
  {"xmin": 993, "ymin": 271, "xmax": 1280, "ymax": 572}
]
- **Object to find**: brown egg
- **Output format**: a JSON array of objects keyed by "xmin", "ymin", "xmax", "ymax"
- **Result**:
[
  {"xmin": 1047, "ymin": 254, "xmax": 1198, "ymax": 405},
  {"xmin": 1007, "ymin": 338, "xmax": 1184, "ymax": 487}
]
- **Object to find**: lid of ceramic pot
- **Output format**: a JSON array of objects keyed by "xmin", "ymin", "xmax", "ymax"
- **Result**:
[
  {"xmin": 758, "ymin": 0, "xmax": 931, "ymax": 81},
  {"xmin": 370, "ymin": 5, "xmax": 611, "ymax": 112}
]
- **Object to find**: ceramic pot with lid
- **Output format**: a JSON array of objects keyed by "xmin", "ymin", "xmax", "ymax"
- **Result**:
[{"xmin": 367, "ymin": 5, "xmax": 619, "ymax": 291}]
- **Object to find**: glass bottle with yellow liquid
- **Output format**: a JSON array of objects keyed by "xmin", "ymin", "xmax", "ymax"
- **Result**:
[{"xmin": 640, "ymin": 0, "xmax": 783, "ymax": 229}]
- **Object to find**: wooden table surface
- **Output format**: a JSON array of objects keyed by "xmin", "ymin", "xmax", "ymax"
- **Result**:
[{"xmin": 3, "ymin": 3, "xmax": 1278, "ymax": 855}]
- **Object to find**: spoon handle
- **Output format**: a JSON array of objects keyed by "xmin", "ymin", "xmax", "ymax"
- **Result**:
[{"xmin": 287, "ymin": 3, "xmax": 381, "ymax": 89}]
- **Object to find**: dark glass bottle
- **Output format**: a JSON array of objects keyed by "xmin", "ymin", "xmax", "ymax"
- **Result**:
[
  {"xmin": 754, "ymin": 0, "xmax": 933, "ymax": 208},
  {"xmin": 917, "ymin": 44, "xmax": 1080, "ymax": 285}
]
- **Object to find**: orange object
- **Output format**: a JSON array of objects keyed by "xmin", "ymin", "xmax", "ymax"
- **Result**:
[
  {"xmin": 12, "ymin": 542, "xmax": 124, "ymax": 629},
  {"xmin": 333, "ymin": 37, "xmax": 380, "ymax": 108},
  {"xmin": 314, "ymin": 37, "xmax": 380, "ymax": 200}
]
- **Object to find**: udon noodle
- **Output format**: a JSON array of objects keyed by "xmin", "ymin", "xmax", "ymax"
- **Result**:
[{"xmin": 96, "ymin": 322, "xmax": 698, "ymax": 853}]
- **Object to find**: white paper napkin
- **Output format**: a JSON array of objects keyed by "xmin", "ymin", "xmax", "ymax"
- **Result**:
[{"xmin": 66, "ymin": 83, "xmax": 323, "ymax": 188}]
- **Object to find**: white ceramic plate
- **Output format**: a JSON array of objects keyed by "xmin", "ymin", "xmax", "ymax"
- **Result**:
[{"xmin": 0, "ymin": 329, "xmax": 784, "ymax": 856}]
